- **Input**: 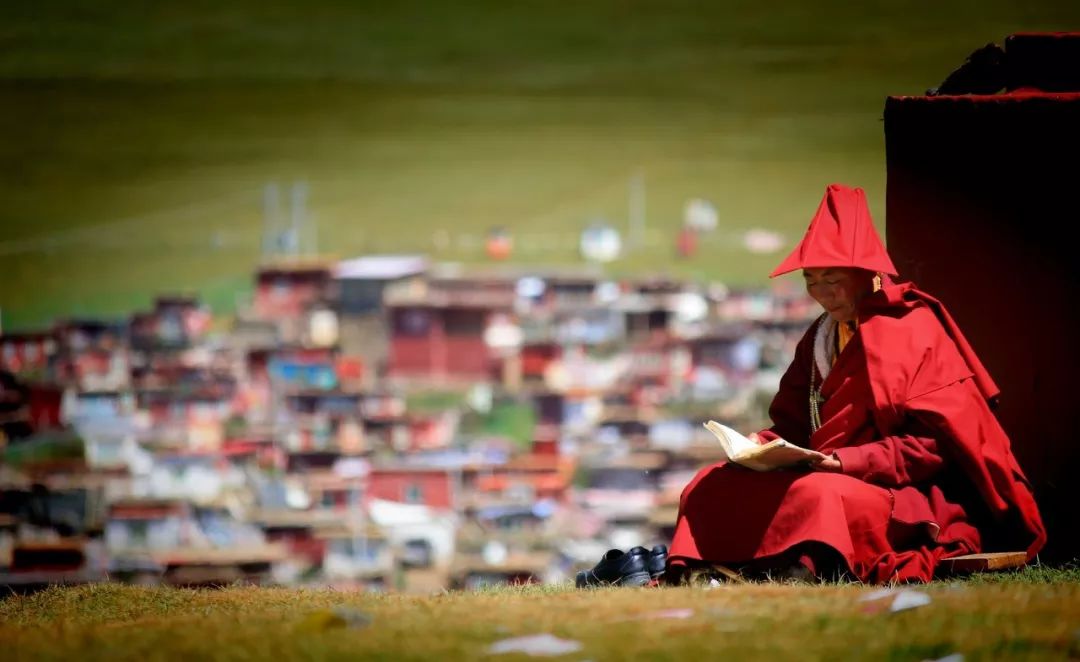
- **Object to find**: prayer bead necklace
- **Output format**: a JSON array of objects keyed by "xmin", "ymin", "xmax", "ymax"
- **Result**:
[{"xmin": 809, "ymin": 363, "xmax": 824, "ymax": 433}]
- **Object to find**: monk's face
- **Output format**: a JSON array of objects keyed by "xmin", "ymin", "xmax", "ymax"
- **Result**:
[{"xmin": 802, "ymin": 267, "xmax": 875, "ymax": 323}]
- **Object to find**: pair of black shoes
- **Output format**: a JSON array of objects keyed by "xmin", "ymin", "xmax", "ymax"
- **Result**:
[{"xmin": 575, "ymin": 545, "xmax": 667, "ymax": 588}]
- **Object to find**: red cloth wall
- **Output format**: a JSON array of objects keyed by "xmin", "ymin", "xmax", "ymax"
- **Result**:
[{"xmin": 884, "ymin": 41, "xmax": 1080, "ymax": 559}]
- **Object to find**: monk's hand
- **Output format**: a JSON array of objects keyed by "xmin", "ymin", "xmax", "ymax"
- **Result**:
[
  {"xmin": 809, "ymin": 452, "xmax": 843, "ymax": 472},
  {"xmin": 747, "ymin": 432, "xmax": 762, "ymax": 445}
]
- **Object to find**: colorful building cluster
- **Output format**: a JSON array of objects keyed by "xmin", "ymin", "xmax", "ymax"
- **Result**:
[{"xmin": 0, "ymin": 256, "xmax": 818, "ymax": 592}]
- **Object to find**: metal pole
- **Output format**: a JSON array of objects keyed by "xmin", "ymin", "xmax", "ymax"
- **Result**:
[
  {"xmin": 290, "ymin": 181, "xmax": 308, "ymax": 258},
  {"xmin": 263, "ymin": 182, "xmax": 281, "ymax": 257}
]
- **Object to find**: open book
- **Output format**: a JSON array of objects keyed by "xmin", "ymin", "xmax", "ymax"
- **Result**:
[{"xmin": 703, "ymin": 420, "xmax": 821, "ymax": 471}]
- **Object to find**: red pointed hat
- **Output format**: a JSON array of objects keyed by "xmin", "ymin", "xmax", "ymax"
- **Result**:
[{"xmin": 769, "ymin": 184, "xmax": 898, "ymax": 278}]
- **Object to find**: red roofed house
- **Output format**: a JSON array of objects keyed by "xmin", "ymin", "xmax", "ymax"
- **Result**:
[{"xmin": 385, "ymin": 274, "xmax": 516, "ymax": 383}]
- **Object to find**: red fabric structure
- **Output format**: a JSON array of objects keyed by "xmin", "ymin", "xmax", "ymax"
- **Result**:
[{"xmin": 884, "ymin": 32, "xmax": 1080, "ymax": 560}]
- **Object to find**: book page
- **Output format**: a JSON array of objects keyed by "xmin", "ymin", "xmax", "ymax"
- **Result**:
[
  {"xmin": 702, "ymin": 421, "xmax": 757, "ymax": 459},
  {"xmin": 703, "ymin": 420, "xmax": 821, "ymax": 471},
  {"xmin": 733, "ymin": 441, "xmax": 821, "ymax": 472}
]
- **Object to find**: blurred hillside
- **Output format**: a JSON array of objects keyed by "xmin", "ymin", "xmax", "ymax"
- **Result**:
[{"xmin": 3, "ymin": 0, "xmax": 1079, "ymax": 328}]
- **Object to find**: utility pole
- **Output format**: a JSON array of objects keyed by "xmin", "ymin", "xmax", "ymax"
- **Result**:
[
  {"xmin": 262, "ymin": 182, "xmax": 281, "ymax": 258},
  {"xmin": 262, "ymin": 181, "xmax": 314, "ymax": 258},
  {"xmin": 289, "ymin": 181, "xmax": 308, "ymax": 258}
]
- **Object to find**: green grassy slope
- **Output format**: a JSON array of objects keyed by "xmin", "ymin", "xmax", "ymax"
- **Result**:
[{"xmin": 2, "ymin": 1, "xmax": 1078, "ymax": 328}]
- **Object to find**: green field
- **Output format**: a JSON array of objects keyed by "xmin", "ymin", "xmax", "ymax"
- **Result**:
[
  {"xmin": 3, "ymin": 569, "xmax": 1079, "ymax": 660},
  {"xmin": 3, "ymin": 1, "xmax": 1079, "ymax": 329}
]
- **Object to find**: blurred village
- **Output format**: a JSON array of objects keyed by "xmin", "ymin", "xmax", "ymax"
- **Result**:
[{"xmin": 0, "ymin": 217, "xmax": 823, "ymax": 593}]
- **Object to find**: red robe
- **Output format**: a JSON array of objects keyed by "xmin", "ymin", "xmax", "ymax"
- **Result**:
[{"xmin": 669, "ymin": 283, "xmax": 1045, "ymax": 583}]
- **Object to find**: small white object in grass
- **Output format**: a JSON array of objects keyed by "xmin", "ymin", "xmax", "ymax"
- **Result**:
[
  {"xmin": 684, "ymin": 198, "xmax": 718, "ymax": 232},
  {"xmin": 743, "ymin": 228, "xmax": 785, "ymax": 254},
  {"xmin": 650, "ymin": 608, "xmax": 694, "ymax": 619},
  {"xmin": 488, "ymin": 634, "xmax": 584, "ymax": 657},
  {"xmin": 889, "ymin": 590, "xmax": 932, "ymax": 612},
  {"xmin": 923, "ymin": 654, "xmax": 964, "ymax": 662},
  {"xmin": 858, "ymin": 587, "xmax": 895, "ymax": 602}
]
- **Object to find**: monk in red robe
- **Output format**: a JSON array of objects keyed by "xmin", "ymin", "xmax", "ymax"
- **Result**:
[{"xmin": 668, "ymin": 184, "xmax": 1046, "ymax": 583}]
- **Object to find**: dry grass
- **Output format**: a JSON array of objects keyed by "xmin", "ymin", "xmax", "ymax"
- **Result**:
[{"xmin": 2, "ymin": 567, "xmax": 1079, "ymax": 661}]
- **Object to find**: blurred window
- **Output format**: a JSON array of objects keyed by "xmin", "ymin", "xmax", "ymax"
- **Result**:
[
  {"xmin": 444, "ymin": 309, "xmax": 484, "ymax": 337},
  {"xmin": 393, "ymin": 309, "xmax": 431, "ymax": 337}
]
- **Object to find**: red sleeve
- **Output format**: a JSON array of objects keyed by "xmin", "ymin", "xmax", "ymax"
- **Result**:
[
  {"xmin": 757, "ymin": 320, "xmax": 817, "ymax": 447},
  {"xmin": 832, "ymin": 432, "xmax": 946, "ymax": 487}
]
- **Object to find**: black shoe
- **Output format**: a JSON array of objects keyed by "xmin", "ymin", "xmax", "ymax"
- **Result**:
[
  {"xmin": 575, "ymin": 548, "xmax": 651, "ymax": 588},
  {"xmin": 647, "ymin": 544, "xmax": 668, "ymax": 580}
]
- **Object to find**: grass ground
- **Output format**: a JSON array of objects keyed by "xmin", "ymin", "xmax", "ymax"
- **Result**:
[
  {"xmin": 3, "ymin": 2, "xmax": 1080, "ymax": 328},
  {"xmin": 2, "ymin": 566, "xmax": 1078, "ymax": 660}
]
